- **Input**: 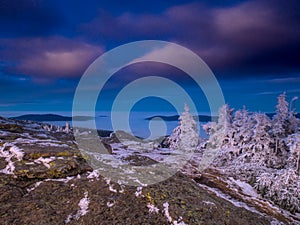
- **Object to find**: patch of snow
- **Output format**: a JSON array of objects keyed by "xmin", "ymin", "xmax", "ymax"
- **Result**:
[
  {"xmin": 0, "ymin": 160, "xmax": 15, "ymax": 175},
  {"xmin": 0, "ymin": 144, "xmax": 24, "ymax": 175},
  {"xmin": 203, "ymin": 201, "xmax": 215, "ymax": 206},
  {"xmin": 135, "ymin": 186, "xmax": 143, "ymax": 197},
  {"xmin": 131, "ymin": 178, "xmax": 148, "ymax": 187},
  {"xmin": 35, "ymin": 133, "xmax": 49, "ymax": 138},
  {"xmin": 34, "ymin": 156, "xmax": 55, "ymax": 168},
  {"xmin": 76, "ymin": 191, "xmax": 90, "ymax": 218},
  {"xmin": 66, "ymin": 191, "xmax": 90, "ymax": 223},
  {"xmin": 46, "ymin": 176, "xmax": 74, "ymax": 183},
  {"xmin": 163, "ymin": 202, "xmax": 187, "ymax": 225},
  {"xmin": 107, "ymin": 201, "xmax": 115, "ymax": 208},
  {"xmin": 37, "ymin": 142, "xmax": 70, "ymax": 148},
  {"xmin": 147, "ymin": 203, "xmax": 159, "ymax": 214},
  {"xmin": 163, "ymin": 202, "xmax": 173, "ymax": 223},
  {"xmin": 87, "ymin": 170, "xmax": 100, "ymax": 180},
  {"xmin": 27, "ymin": 181, "xmax": 43, "ymax": 193},
  {"xmin": 109, "ymin": 184, "xmax": 118, "ymax": 193},
  {"xmin": 65, "ymin": 214, "xmax": 73, "ymax": 224},
  {"xmin": 229, "ymin": 177, "xmax": 259, "ymax": 198},
  {"xmin": 196, "ymin": 183, "xmax": 262, "ymax": 215},
  {"xmin": 105, "ymin": 177, "xmax": 119, "ymax": 193},
  {"xmin": 270, "ymin": 220, "xmax": 285, "ymax": 225},
  {"xmin": 117, "ymin": 180, "xmax": 125, "ymax": 193},
  {"xmin": 10, "ymin": 145, "xmax": 24, "ymax": 161}
]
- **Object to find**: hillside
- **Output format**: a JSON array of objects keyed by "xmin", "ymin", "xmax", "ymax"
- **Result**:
[{"xmin": 0, "ymin": 116, "xmax": 298, "ymax": 224}]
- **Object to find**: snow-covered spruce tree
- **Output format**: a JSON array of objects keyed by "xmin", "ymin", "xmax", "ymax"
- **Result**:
[
  {"xmin": 255, "ymin": 169, "xmax": 300, "ymax": 213},
  {"xmin": 272, "ymin": 92, "xmax": 290, "ymax": 158},
  {"xmin": 273, "ymin": 92, "xmax": 289, "ymax": 135},
  {"xmin": 168, "ymin": 104, "xmax": 199, "ymax": 150},
  {"xmin": 249, "ymin": 113, "xmax": 274, "ymax": 165},
  {"xmin": 204, "ymin": 104, "xmax": 233, "ymax": 149},
  {"xmin": 231, "ymin": 107, "xmax": 254, "ymax": 153},
  {"xmin": 286, "ymin": 133, "xmax": 300, "ymax": 174},
  {"xmin": 288, "ymin": 96, "xmax": 300, "ymax": 134},
  {"xmin": 166, "ymin": 126, "xmax": 181, "ymax": 149}
]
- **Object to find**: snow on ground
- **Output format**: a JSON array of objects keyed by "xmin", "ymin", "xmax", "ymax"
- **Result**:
[
  {"xmin": 45, "ymin": 176, "xmax": 74, "ymax": 183},
  {"xmin": 14, "ymin": 137, "xmax": 72, "ymax": 148},
  {"xmin": 0, "ymin": 144, "xmax": 24, "ymax": 175},
  {"xmin": 87, "ymin": 170, "xmax": 100, "ymax": 180},
  {"xmin": 163, "ymin": 202, "xmax": 187, "ymax": 225},
  {"xmin": 135, "ymin": 186, "xmax": 143, "ymax": 197},
  {"xmin": 106, "ymin": 201, "xmax": 115, "ymax": 208},
  {"xmin": 147, "ymin": 203, "xmax": 159, "ymax": 214},
  {"xmin": 27, "ymin": 181, "xmax": 43, "ymax": 193},
  {"xmin": 196, "ymin": 178, "xmax": 299, "ymax": 224},
  {"xmin": 228, "ymin": 177, "xmax": 259, "ymax": 198},
  {"xmin": 34, "ymin": 156, "xmax": 55, "ymax": 168},
  {"xmin": 65, "ymin": 191, "xmax": 90, "ymax": 223}
]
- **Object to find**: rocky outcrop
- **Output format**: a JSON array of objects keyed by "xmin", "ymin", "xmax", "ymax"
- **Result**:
[
  {"xmin": 0, "ymin": 117, "xmax": 296, "ymax": 224},
  {"xmin": 0, "ymin": 117, "xmax": 92, "ymax": 179}
]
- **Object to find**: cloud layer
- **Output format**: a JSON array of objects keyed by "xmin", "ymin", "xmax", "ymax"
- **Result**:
[{"xmin": 0, "ymin": 37, "xmax": 103, "ymax": 80}]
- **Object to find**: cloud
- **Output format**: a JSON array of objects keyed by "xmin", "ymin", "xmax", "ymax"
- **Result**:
[
  {"xmin": 0, "ymin": 0, "xmax": 63, "ymax": 37},
  {"xmin": 267, "ymin": 77, "xmax": 300, "ymax": 83},
  {"xmin": 0, "ymin": 37, "xmax": 103, "ymax": 80},
  {"xmin": 81, "ymin": 1, "xmax": 300, "ymax": 77}
]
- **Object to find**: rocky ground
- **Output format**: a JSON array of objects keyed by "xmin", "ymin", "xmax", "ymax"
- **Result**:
[{"xmin": 0, "ymin": 117, "xmax": 298, "ymax": 224}]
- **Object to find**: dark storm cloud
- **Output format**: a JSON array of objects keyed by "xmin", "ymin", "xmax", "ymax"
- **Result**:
[
  {"xmin": 1, "ymin": 0, "xmax": 300, "ymax": 82},
  {"xmin": 206, "ymin": 0, "xmax": 300, "ymax": 75},
  {"xmin": 0, "ymin": 0, "xmax": 63, "ymax": 37},
  {"xmin": 81, "ymin": 0, "xmax": 300, "ymax": 77},
  {"xmin": 0, "ymin": 37, "xmax": 103, "ymax": 80}
]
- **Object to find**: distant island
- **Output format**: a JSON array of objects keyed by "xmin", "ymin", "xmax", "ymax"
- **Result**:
[
  {"xmin": 146, "ymin": 113, "xmax": 300, "ymax": 122},
  {"xmin": 10, "ymin": 114, "xmax": 95, "ymax": 122},
  {"xmin": 11, "ymin": 112, "xmax": 300, "ymax": 123},
  {"xmin": 145, "ymin": 115, "xmax": 217, "ymax": 122}
]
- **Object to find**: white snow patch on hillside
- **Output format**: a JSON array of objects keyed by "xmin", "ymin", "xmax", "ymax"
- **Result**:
[
  {"xmin": 228, "ymin": 177, "xmax": 259, "ymax": 198},
  {"xmin": 27, "ymin": 181, "xmax": 43, "ymax": 193},
  {"xmin": 135, "ymin": 186, "xmax": 143, "ymax": 197},
  {"xmin": 0, "ymin": 144, "xmax": 24, "ymax": 175},
  {"xmin": 163, "ymin": 202, "xmax": 187, "ymax": 225},
  {"xmin": 65, "ymin": 191, "xmax": 90, "ymax": 223},
  {"xmin": 34, "ymin": 157, "xmax": 55, "ymax": 168},
  {"xmin": 147, "ymin": 203, "xmax": 159, "ymax": 214},
  {"xmin": 87, "ymin": 170, "xmax": 100, "ymax": 180}
]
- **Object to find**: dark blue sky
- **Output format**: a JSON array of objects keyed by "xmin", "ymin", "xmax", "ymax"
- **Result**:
[{"xmin": 0, "ymin": 0, "xmax": 300, "ymax": 114}]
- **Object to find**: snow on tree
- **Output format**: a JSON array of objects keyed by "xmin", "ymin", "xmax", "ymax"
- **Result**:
[
  {"xmin": 249, "ymin": 113, "xmax": 274, "ymax": 165},
  {"xmin": 167, "ymin": 126, "xmax": 181, "ymax": 149},
  {"xmin": 255, "ymin": 169, "xmax": 300, "ymax": 213},
  {"xmin": 272, "ymin": 92, "xmax": 289, "ymax": 137},
  {"xmin": 204, "ymin": 104, "xmax": 233, "ymax": 149},
  {"xmin": 64, "ymin": 122, "xmax": 70, "ymax": 133},
  {"xmin": 288, "ymin": 96, "xmax": 300, "ymax": 134},
  {"xmin": 201, "ymin": 93, "xmax": 300, "ymax": 214},
  {"xmin": 272, "ymin": 92, "xmax": 290, "ymax": 157},
  {"xmin": 286, "ymin": 133, "xmax": 300, "ymax": 174},
  {"xmin": 231, "ymin": 107, "xmax": 254, "ymax": 152},
  {"xmin": 168, "ymin": 104, "xmax": 199, "ymax": 151}
]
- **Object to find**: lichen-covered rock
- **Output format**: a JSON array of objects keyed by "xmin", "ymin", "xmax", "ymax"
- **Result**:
[{"xmin": 0, "ymin": 117, "xmax": 92, "ymax": 179}]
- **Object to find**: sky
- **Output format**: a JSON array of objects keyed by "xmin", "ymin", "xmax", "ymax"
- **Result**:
[{"xmin": 0, "ymin": 0, "xmax": 300, "ymax": 115}]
